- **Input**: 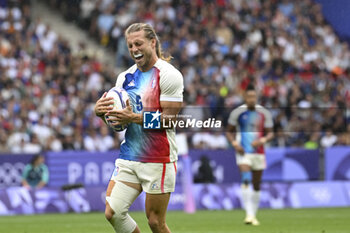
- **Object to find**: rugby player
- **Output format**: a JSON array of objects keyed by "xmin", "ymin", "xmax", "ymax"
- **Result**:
[
  {"xmin": 94, "ymin": 23, "xmax": 183, "ymax": 233},
  {"xmin": 226, "ymin": 85, "xmax": 274, "ymax": 226}
]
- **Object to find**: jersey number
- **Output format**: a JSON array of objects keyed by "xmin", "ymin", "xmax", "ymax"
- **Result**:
[{"xmin": 136, "ymin": 95, "xmax": 143, "ymax": 111}]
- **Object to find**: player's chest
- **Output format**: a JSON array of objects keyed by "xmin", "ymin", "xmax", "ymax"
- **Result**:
[
  {"xmin": 122, "ymin": 69, "xmax": 161, "ymax": 111},
  {"xmin": 239, "ymin": 112, "xmax": 264, "ymax": 128},
  {"xmin": 123, "ymin": 69, "xmax": 159, "ymax": 95}
]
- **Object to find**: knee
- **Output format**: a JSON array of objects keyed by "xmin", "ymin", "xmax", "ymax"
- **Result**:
[
  {"xmin": 105, "ymin": 201, "xmax": 127, "ymax": 222},
  {"xmin": 105, "ymin": 206, "xmax": 128, "ymax": 222},
  {"xmin": 147, "ymin": 214, "xmax": 165, "ymax": 230},
  {"xmin": 105, "ymin": 207, "xmax": 114, "ymax": 222}
]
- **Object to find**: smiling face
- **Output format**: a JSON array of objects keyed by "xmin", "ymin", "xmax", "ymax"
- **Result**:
[{"xmin": 126, "ymin": 30, "xmax": 158, "ymax": 72}]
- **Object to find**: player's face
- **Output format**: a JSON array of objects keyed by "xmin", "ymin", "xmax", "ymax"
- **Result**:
[
  {"xmin": 245, "ymin": 90, "xmax": 257, "ymax": 108},
  {"xmin": 126, "ymin": 30, "xmax": 157, "ymax": 71}
]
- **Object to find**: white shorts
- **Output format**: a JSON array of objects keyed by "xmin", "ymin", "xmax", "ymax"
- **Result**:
[
  {"xmin": 235, "ymin": 153, "xmax": 266, "ymax": 170},
  {"xmin": 110, "ymin": 158, "xmax": 177, "ymax": 194}
]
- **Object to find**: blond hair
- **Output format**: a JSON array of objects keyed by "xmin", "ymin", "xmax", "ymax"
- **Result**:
[{"xmin": 125, "ymin": 23, "xmax": 172, "ymax": 62}]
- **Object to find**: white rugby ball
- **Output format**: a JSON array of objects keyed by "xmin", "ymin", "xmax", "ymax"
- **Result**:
[{"xmin": 104, "ymin": 87, "xmax": 129, "ymax": 132}]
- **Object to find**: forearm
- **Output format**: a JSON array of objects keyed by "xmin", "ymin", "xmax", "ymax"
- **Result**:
[
  {"xmin": 260, "ymin": 132, "xmax": 274, "ymax": 143},
  {"xmin": 226, "ymin": 132, "xmax": 237, "ymax": 146},
  {"xmin": 131, "ymin": 112, "xmax": 143, "ymax": 125}
]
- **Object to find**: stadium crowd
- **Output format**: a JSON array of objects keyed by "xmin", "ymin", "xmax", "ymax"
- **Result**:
[{"xmin": 1, "ymin": 0, "xmax": 350, "ymax": 153}]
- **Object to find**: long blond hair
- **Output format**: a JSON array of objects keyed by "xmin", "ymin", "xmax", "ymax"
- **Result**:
[{"xmin": 125, "ymin": 23, "xmax": 172, "ymax": 62}]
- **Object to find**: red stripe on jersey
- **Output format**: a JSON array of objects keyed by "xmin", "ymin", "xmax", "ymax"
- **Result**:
[
  {"xmin": 140, "ymin": 68, "xmax": 170, "ymax": 163},
  {"xmin": 173, "ymin": 162, "xmax": 177, "ymax": 173},
  {"xmin": 257, "ymin": 112, "xmax": 265, "ymax": 154},
  {"xmin": 139, "ymin": 130, "xmax": 170, "ymax": 163},
  {"xmin": 161, "ymin": 163, "xmax": 166, "ymax": 193}
]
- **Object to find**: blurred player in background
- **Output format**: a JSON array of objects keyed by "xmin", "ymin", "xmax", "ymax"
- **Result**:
[
  {"xmin": 226, "ymin": 85, "xmax": 274, "ymax": 226},
  {"xmin": 94, "ymin": 23, "xmax": 183, "ymax": 233}
]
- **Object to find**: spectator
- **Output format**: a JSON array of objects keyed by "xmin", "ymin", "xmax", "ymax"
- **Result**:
[
  {"xmin": 335, "ymin": 132, "xmax": 350, "ymax": 146},
  {"xmin": 192, "ymin": 131, "xmax": 213, "ymax": 149},
  {"xmin": 304, "ymin": 133, "xmax": 320, "ymax": 150},
  {"xmin": 207, "ymin": 132, "xmax": 228, "ymax": 149},
  {"xmin": 62, "ymin": 135, "xmax": 75, "ymax": 150},
  {"xmin": 23, "ymin": 133, "xmax": 42, "ymax": 154},
  {"xmin": 99, "ymin": 125, "xmax": 114, "ymax": 151},
  {"xmin": 7, "ymin": 125, "xmax": 30, "ymax": 152},
  {"xmin": 11, "ymin": 138, "xmax": 26, "ymax": 154},
  {"xmin": 97, "ymin": 7, "xmax": 115, "ymax": 45},
  {"xmin": 271, "ymin": 127, "xmax": 289, "ymax": 147},
  {"xmin": 0, "ymin": 0, "xmax": 349, "ymax": 153},
  {"xmin": 320, "ymin": 128, "xmax": 338, "ymax": 148},
  {"xmin": 46, "ymin": 134, "xmax": 63, "ymax": 152},
  {"xmin": 31, "ymin": 116, "xmax": 52, "ymax": 146},
  {"xmin": 83, "ymin": 128, "xmax": 101, "ymax": 151},
  {"xmin": 22, "ymin": 154, "xmax": 49, "ymax": 189},
  {"xmin": 194, "ymin": 155, "xmax": 216, "ymax": 183},
  {"xmin": 97, "ymin": 8, "xmax": 114, "ymax": 34}
]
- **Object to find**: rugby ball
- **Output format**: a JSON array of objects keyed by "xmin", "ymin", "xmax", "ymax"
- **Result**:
[{"xmin": 104, "ymin": 87, "xmax": 129, "ymax": 132}]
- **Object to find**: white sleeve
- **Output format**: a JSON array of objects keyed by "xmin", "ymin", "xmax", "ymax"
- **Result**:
[
  {"xmin": 159, "ymin": 68, "xmax": 184, "ymax": 102},
  {"xmin": 228, "ymin": 109, "xmax": 239, "ymax": 126},
  {"xmin": 263, "ymin": 108, "xmax": 274, "ymax": 128},
  {"xmin": 115, "ymin": 72, "xmax": 126, "ymax": 88}
]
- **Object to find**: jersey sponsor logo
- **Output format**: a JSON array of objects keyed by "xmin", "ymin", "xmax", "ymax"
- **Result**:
[
  {"xmin": 128, "ymin": 79, "xmax": 135, "ymax": 87},
  {"xmin": 143, "ymin": 110, "xmax": 161, "ymax": 129}
]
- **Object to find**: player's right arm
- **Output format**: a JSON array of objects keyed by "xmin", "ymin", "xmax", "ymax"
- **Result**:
[
  {"xmin": 226, "ymin": 108, "xmax": 245, "ymax": 154},
  {"xmin": 226, "ymin": 124, "xmax": 245, "ymax": 155},
  {"xmin": 95, "ymin": 71, "xmax": 127, "ymax": 120},
  {"xmin": 94, "ymin": 92, "xmax": 114, "ymax": 124}
]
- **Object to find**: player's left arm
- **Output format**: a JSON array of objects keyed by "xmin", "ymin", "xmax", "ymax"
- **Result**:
[
  {"xmin": 158, "ymin": 67, "xmax": 184, "ymax": 127},
  {"xmin": 159, "ymin": 101, "xmax": 182, "ymax": 128},
  {"xmin": 159, "ymin": 69, "xmax": 184, "ymax": 128},
  {"xmin": 264, "ymin": 127, "xmax": 274, "ymax": 143},
  {"xmin": 251, "ymin": 108, "xmax": 274, "ymax": 148},
  {"xmin": 251, "ymin": 127, "xmax": 274, "ymax": 148}
]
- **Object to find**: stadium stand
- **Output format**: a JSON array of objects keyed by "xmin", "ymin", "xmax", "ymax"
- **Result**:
[
  {"xmin": 0, "ymin": 0, "xmax": 122, "ymax": 153},
  {"xmin": 1, "ymin": 0, "xmax": 350, "ymax": 153}
]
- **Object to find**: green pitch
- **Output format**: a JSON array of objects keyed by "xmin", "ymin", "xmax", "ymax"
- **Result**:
[{"xmin": 0, "ymin": 208, "xmax": 349, "ymax": 233}]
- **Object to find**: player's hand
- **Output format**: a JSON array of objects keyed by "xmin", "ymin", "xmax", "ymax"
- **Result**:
[
  {"xmin": 231, "ymin": 141, "xmax": 245, "ymax": 155},
  {"xmin": 106, "ymin": 99, "xmax": 134, "ymax": 125},
  {"xmin": 235, "ymin": 145, "xmax": 245, "ymax": 155},
  {"xmin": 251, "ymin": 138, "xmax": 266, "ymax": 148},
  {"xmin": 94, "ymin": 92, "xmax": 114, "ymax": 117}
]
